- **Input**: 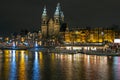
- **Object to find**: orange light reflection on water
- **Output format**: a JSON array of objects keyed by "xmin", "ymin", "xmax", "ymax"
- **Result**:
[
  {"xmin": 18, "ymin": 50, "xmax": 27, "ymax": 80},
  {"xmin": 3, "ymin": 50, "xmax": 11, "ymax": 80}
]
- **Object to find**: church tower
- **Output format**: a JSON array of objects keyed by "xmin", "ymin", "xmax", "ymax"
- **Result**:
[
  {"xmin": 41, "ymin": 6, "xmax": 48, "ymax": 38},
  {"xmin": 41, "ymin": 3, "xmax": 65, "ymax": 39},
  {"xmin": 48, "ymin": 18, "xmax": 54, "ymax": 37},
  {"xmin": 60, "ymin": 11, "xmax": 64, "ymax": 23},
  {"xmin": 54, "ymin": 3, "xmax": 61, "ymax": 36}
]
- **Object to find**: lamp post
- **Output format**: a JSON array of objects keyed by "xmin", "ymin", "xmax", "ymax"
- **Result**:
[{"xmin": 101, "ymin": 32, "xmax": 104, "ymax": 44}]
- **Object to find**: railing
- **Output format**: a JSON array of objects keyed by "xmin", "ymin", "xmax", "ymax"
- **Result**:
[{"xmin": 63, "ymin": 43, "xmax": 105, "ymax": 46}]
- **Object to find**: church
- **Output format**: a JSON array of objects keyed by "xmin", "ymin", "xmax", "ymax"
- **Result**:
[
  {"xmin": 41, "ymin": 3, "xmax": 65, "ymax": 39},
  {"xmin": 40, "ymin": 3, "xmax": 115, "ymax": 46}
]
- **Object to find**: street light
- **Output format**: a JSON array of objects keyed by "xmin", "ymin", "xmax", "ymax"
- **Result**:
[{"xmin": 101, "ymin": 32, "xmax": 104, "ymax": 44}]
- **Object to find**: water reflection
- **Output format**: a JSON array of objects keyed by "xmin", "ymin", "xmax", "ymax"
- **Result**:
[
  {"xmin": 2, "ymin": 50, "xmax": 11, "ymax": 80},
  {"xmin": 32, "ymin": 51, "xmax": 40, "ymax": 80},
  {"xmin": 113, "ymin": 57, "xmax": 120, "ymax": 80},
  {"xmin": 19, "ymin": 51, "xmax": 27, "ymax": 80},
  {"xmin": 9, "ymin": 50, "xmax": 17, "ymax": 80},
  {"xmin": 0, "ymin": 50, "xmax": 120, "ymax": 80}
]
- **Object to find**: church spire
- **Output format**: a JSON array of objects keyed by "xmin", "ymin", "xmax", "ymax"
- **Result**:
[
  {"xmin": 54, "ymin": 3, "xmax": 61, "ymax": 17},
  {"xmin": 60, "ymin": 11, "xmax": 64, "ymax": 22},
  {"xmin": 60, "ymin": 11, "xmax": 64, "ymax": 17},
  {"xmin": 42, "ymin": 5, "xmax": 47, "ymax": 18},
  {"xmin": 41, "ymin": 5, "xmax": 48, "ymax": 26}
]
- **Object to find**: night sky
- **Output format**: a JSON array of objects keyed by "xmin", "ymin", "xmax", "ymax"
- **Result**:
[{"xmin": 0, "ymin": 0, "xmax": 120, "ymax": 36}]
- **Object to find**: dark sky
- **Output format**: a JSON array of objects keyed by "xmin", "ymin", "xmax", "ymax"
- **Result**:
[{"xmin": 0, "ymin": 0, "xmax": 120, "ymax": 35}]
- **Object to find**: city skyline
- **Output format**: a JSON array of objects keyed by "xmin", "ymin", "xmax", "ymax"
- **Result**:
[{"xmin": 0, "ymin": 0, "xmax": 120, "ymax": 36}]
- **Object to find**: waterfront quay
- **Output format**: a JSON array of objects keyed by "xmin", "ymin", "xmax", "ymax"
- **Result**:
[
  {"xmin": 0, "ymin": 40, "xmax": 120, "ymax": 56},
  {"xmin": 1, "ymin": 37, "xmax": 120, "ymax": 57}
]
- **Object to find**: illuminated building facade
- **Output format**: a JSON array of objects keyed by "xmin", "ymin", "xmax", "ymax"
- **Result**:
[
  {"xmin": 41, "ymin": 3, "xmax": 64, "ymax": 39},
  {"xmin": 64, "ymin": 27, "xmax": 115, "ymax": 44},
  {"xmin": 0, "ymin": 3, "xmax": 119, "ymax": 49},
  {"xmin": 40, "ymin": 3, "xmax": 115, "ymax": 45}
]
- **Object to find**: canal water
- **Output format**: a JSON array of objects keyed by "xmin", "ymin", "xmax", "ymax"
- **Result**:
[{"xmin": 0, "ymin": 50, "xmax": 120, "ymax": 80}]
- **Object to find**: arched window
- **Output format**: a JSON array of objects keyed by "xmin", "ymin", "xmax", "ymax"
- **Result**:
[
  {"xmin": 43, "ymin": 21, "xmax": 46, "ymax": 24},
  {"xmin": 56, "ymin": 19, "xmax": 59, "ymax": 23}
]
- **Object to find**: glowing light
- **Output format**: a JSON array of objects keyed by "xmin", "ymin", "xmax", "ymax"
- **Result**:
[
  {"xmin": 12, "ymin": 50, "xmax": 16, "ymax": 62},
  {"xmin": 12, "ymin": 41, "xmax": 16, "ymax": 47},
  {"xmin": 114, "ymin": 39, "xmax": 120, "ymax": 43},
  {"xmin": 32, "ymin": 51, "xmax": 40, "ymax": 79},
  {"xmin": 87, "ymin": 55, "xmax": 90, "ymax": 64},
  {"xmin": 39, "ymin": 52, "xmax": 43, "ymax": 60},
  {"xmin": 35, "ymin": 51, "xmax": 38, "ymax": 60},
  {"xmin": 20, "ymin": 51, "xmax": 25, "ymax": 59},
  {"xmin": 91, "ymin": 47, "xmax": 97, "ymax": 51},
  {"xmin": 4, "ymin": 50, "xmax": 11, "ymax": 57},
  {"xmin": 9, "ymin": 50, "xmax": 17, "ymax": 80},
  {"xmin": 73, "ymin": 47, "xmax": 82, "ymax": 50},
  {"xmin": 19, "ymin": 51, "xmax": 26, "ymax": 80},
  {"xmin": 35, "ymin": 41, "xmax": 38, "ymax": 47},
  {"xmin": 21, "ymin": 37, "xmax": 24, "ymax": 42}
]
